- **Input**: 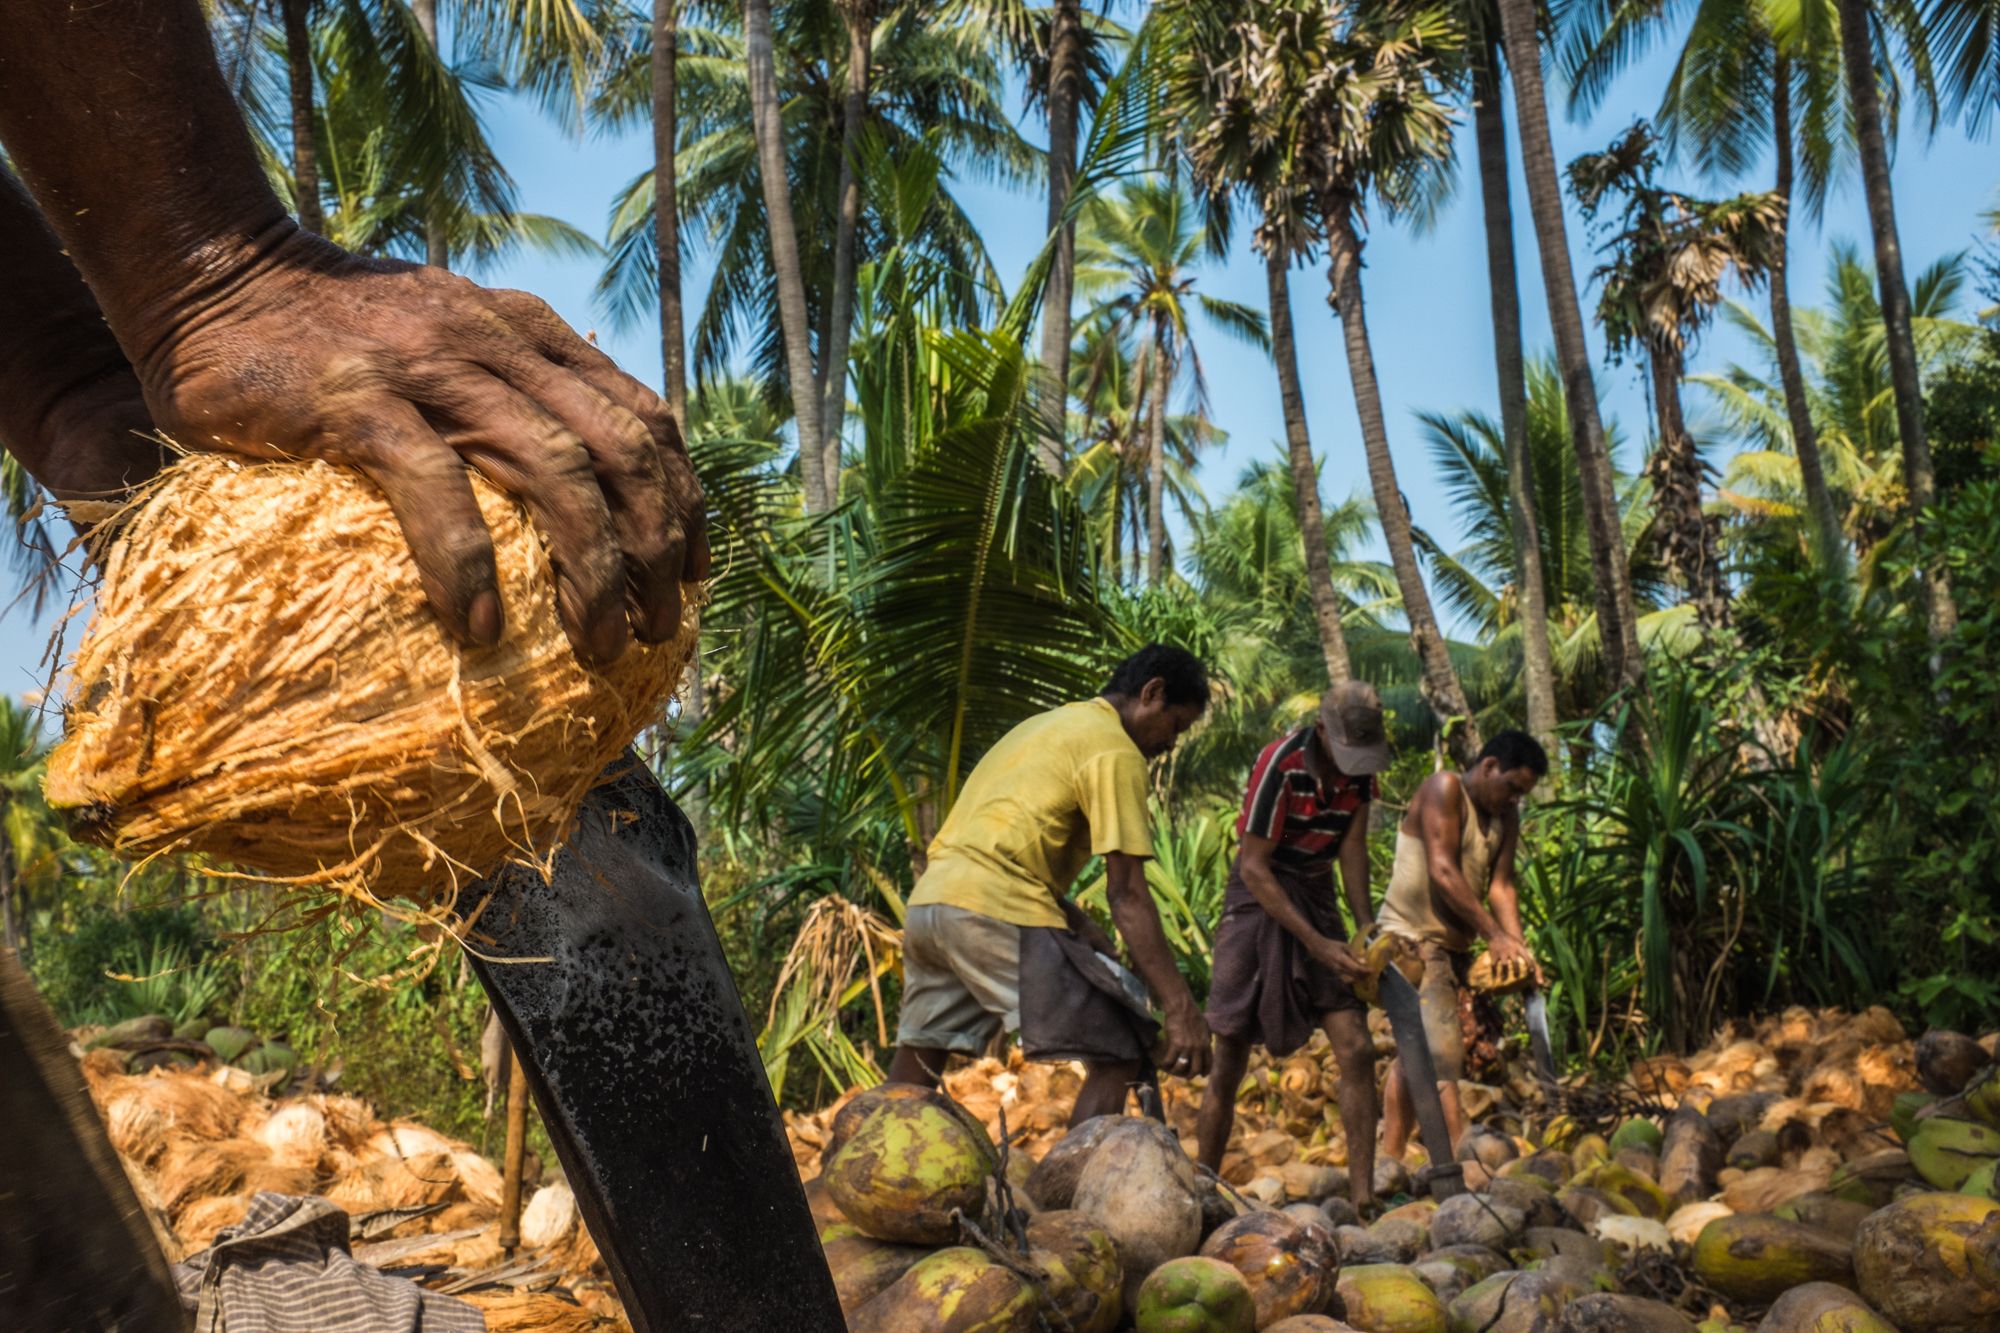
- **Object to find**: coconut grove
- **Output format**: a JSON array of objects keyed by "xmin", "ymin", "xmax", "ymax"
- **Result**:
[{"xmin": 0, "ymin": 0, "xmax": 1998, "ymax": 1328}]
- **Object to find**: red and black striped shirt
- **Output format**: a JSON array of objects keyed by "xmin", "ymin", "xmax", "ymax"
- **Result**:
[{"xmin": 1236, "ymin": 726, "xmax": 1375, "ymax": 869}]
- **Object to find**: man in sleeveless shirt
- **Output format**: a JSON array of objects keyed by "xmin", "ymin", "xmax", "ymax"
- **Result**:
[
  {"xmin": 1196, "ymin": 681, "xmax": 1388, "ymax": 1212},
  {"xmin": 1379, "ymin": 730, "xmax": 1550, "ymax": 1162}
]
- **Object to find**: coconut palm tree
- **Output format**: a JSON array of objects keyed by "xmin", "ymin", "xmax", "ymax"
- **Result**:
[
  {"xmin": 1467, "ymin": 19, "xmax": 1560, "ymax": 757},
  {"xmin": 592, "ymin": 6, "xmax": 1030, "ymax": 498},
  {"xmin": 1561, "ymin": 0, "xmax": 1851, "ymax": 566},
  {"xmin": 1154, "ymin": 0, "xmax": 1483, "ymax": 759},
  {"xmin": 1699, "ymin": 246, "xmax": 1983, "ymax": 557},
  {"xmin": 0, "ymin": 698, "xmax": 48, "ymax": 954},
  {"xmin": 1833, "ymin": 0, "xmax": 1958, "ymax": 652},
  {"xmin": 1492, "ymin": 0, "xmax": 1647, "ymax": 695},
  {"xmin": 1570, "ymin": 125, "xmax": 1785, "ymax": 629},
  {"xmin": 1071, "ymin": 179, "xmax": 1267, "ymax": 586}
]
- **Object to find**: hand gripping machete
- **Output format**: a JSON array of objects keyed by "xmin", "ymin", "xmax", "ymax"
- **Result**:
[{"xmin": 457, "ymin": 756, "xmax": 845, "ymax": 1333}]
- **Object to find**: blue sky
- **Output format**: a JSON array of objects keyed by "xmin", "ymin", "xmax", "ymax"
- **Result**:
[{"xmin": 2, "ymin": 27, "xmax": 1995, "ymax": 701}]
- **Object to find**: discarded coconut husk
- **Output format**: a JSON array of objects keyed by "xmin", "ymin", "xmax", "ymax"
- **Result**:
[
  {"xmin": 45, "ymin": 452, "xmax": 700, "ymax": 907},
  {"xmin": 458, "ymin": 1289, "xmax": 621, "ymax": 1332}
]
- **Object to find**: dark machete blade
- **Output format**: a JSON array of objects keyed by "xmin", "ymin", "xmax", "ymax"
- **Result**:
[
  {"xmin": 1377, "ymin": 965, "xmax": 1465, "ymax": 1199},
  {"xmin": 458, "ymin": 756, "xmax": 844, "ymax": 1333}
]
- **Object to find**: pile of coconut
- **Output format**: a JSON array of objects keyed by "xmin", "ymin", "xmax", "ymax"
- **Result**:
[
  {"xmin": 795, "ymin": 1007, "xmax": 2000, "ymax": 1331},
  {"xmin": 76, "ymin": 1046, "xmax": 620, "ymax": 1330}
]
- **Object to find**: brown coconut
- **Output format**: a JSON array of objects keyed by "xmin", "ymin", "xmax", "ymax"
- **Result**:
[
  {"xmin": 1199, "ymin": 1210, "xmax": 1337, "ymax": 1327},
  {"xmin": 45, "ymin": 454, "xmax": 698, "ymax": 904},
  {"xmin": 1071, "ymin": 1118, "xmax": 1204, "ymax": 1306},
  {"xmin": 1028, "ymin": 1115, "xmax": 1122, "ymax": 1211},
  {"xmin": 1852, "ymin": 1192, "xmax": 2000, "ymax": 1332},
  {"xmin": 1557, "ymin": 1294, "xmax": 1698, "ymax": 1331},
  {"xmin": 1755, "ymin": 1283, "xmax": 1894, "ymax": 1333},
  {"xmin": 824, "ymin": 1233, "xmax": 932, "ymax": 1316}
]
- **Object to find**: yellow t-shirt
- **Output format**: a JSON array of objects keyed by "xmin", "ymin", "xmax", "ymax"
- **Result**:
[{"xmin": 908, "ymin": 698, "xmax": 1155, "ymax": 928}]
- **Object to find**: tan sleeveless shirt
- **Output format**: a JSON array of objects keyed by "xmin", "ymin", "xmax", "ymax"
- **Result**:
[{"xmin": 1379, "ymin": 780, "xmax": 1506, "ymax": 950}]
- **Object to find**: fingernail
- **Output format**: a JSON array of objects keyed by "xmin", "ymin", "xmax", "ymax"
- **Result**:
[
  {"xmin": 589, "ymin": 615, "xmax": 629, "ymax": 666},
  {"xmin": 469, "ymin": 589, "xmax": 503, "ymax": 646},
  {"xmin": 646, "ymin": 600, "xmax": 682, "ymax": 643}
]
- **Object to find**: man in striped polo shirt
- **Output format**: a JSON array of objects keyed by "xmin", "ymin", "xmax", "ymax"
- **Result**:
[{"xmin": 1195, "ymin": 681, "xmax": 1388, "ymax": 1212}]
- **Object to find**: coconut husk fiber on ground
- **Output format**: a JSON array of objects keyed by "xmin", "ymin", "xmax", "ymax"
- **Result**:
[{"xmin": 44, "ymin": 452, "xmax": 700, "ymax": 909}]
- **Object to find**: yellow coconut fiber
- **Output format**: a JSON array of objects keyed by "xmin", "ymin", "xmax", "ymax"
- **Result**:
[{"xmin": 44, "ymin": 452, "xmax": 699, "ymax": 907}]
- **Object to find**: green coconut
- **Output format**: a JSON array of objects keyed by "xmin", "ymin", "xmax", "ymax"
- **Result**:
[
  {"xmin": 1265, "ymin": 1319, "xmax": 1363, "ymax": 1333},
  {"xmin": 1852, "ymin": 1192, "xmax": 2000, "ymax": 1333},
  {"xmin": 1965, "ymin": 1064, "xmax": 2000, "ymax": 1126},
  {"xmin": 1560, "ymin": 1294, "xmax": 1698, "ymax": 1332},
  {"xmin": 823, "ymin": 1233, "xmax": 931, "ymax": 1315},
  {"xmin": 1907, "ymin": 1114, "xmax": 2000, "ymax": 1191},
  {"xmin": 1754, "ymin": 1282, "xmax": 1895, "ymax": 1333},
  {"xmin": 1569, "ymin": 1135, "xmax": 1612, "ymax": 1173},
  {"xmin": 1572, "ymin": 1162, "xmax": 1671, "ymax": 1219},
  {"xmin": 204, "ymin": 1025, "xmax": 259, "ymax": 1063},
  {"xmin": 1334, "ymin": 1264, "xmax": 1446, "ymax": 1333},
  {"xmin": 1198, "ymin": 1210, "xmax": 1337, "ymax": 1328},
  {"xmin": 1893, "ymin": 1091, "xmax": 1938, "ymax": 1143},
  {"xmin": 1132, "ymin": 1256, "xmax": 1256, "ymax": 1333},
  {"xmin": 1827, "ymin": 1151, "xmax": 1917, "ymax": 1208},
  {"xmin": 1028, "ymin": 1211, "xmax": 1123, "ymax": 1333},
  {"xmin": 1609, "ymin": 1120, "xmax": 1665, "ymax": 1156},
  {"xmin": 824, "ymin": 1097, "xmax": 995, "ymax": 1244},
  {"xmin": 849, "ymin": 1247, "xmax": 1038, "ymax": 1333},
  {"xmin": 1772, "ymin": 1194, "xmax": 1875, "ymax": 1242},
  {"xmin": 1690, "ymin": 1215, "xmax": 1853, "ymax": 1306},
  {"xmin": 1410, "ymin": 1246, "xmax": 1512, "ymax": 1305}
]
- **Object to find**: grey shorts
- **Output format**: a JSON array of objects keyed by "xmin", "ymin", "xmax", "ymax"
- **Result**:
[{"xmin": 896, "ymin": 904, "xmax": 1022, "ymax": 1053}]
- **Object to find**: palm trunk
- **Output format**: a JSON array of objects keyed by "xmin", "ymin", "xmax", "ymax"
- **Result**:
[
  {"xmin": 1472, "ymin": 44, "xmax": 1558, "ymax": 758},
  {"xmin": 1326, "ymin": 206, "xmax": 1480, "ymax": 762},
  {"xmin": 1264, "ymin": 248, "xmax": 1352, "ymax": 684},
  {"xmin": 1647, "ymin": 344, "xmax": 1729, "ymax": 629},
  {"xmin": 652, "ymin": 0, "xmax": 687, "ymax": 431},
  {"xmin": 413, "ymin": 0, "xmax": 447, "ymax": 268},
  {"xmin": 1033, "ymin": 0, "xmax": 1084, "ymax": 477},
  {"xmin": 1835, "ymin": 0, "xmax": 1956, "ymax": 653},
  {"xmin": 1769, "ymin": 65, "xmax": 1844, "ymax": 564},
  {"xmin": 744, "ymin": 0, "xmax": 828, "ymax": 511},
  {"xmin": 820, "ymin": 5, "xmax": 874, "ymax": 505},
  {"xmin": 1495, "ymin": 0, "xmax": 1646, "ymax": 696},
  {"xmin": 1145, "ymin": 325, "xmax": 1168, "ymax": 586},
  {"xmin": 280, "ymin": 0, "xmax": 324, "ymax": 236},
  {"xmin": 0, "ymin": 814, "xmax": 18, "ymax": 954}
]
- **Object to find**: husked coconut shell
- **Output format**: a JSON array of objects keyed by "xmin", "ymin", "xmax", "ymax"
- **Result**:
[
  {"xmin": 1410, "ymin": 1245, "xmax": 1511, "ymax": 1304},
  {"xmin": 1666, "ymin": 1202, "xmax": 1734, "ymax": 1248},
  {"xmin": 1754, "ymin": 1282, "xmax": 1893, "ymax": 1332},
  {"xmin": 1658, "ymin": 1107, "xmax": 1723, "ymax": 1208},
  {"xmin": 1689, "ymin": 1215, "xmax": 1852, "ymax": 1305},
  {"xmin": 1027, "ymin": 1211, "xmax": 1122, "ymax": 1333},
  {"xmin": 824, "ymin": 1098, "xmax": 995, "ymax": 1244},
  {"xmin": 824, "ymin": 1233, "xmax": 930, "ymax": 1316},
  {"xmin": 1265, "ymin": 1319, "xmax": 1362, "ymax": 1332},
  {"xmin": 1486, "ymin": 1178, "xmax": 1563, "ymax": 1230},
  {"xmin": 1334, "ymin": 1263, "xmax": 1445, "ymax": 1333},
  {"xmin": 1557, "ymin": 1187, "xmax": 1636, "ymax": 1229},
  {"xmin": 1071, "ymin": 1118, "xmax": 1203, "ymax": 1306},
  {"xmin": 1728, "ymin": 1130, "xmax": 1782, "ymax": 1171},
  {"xmin": 521, "ymin": 1182, "xmax": 578, "ymax": 1249},
  {"xmin": 1132, "ymin": 1256, "xmax": 1256, "ymax": 1333},
  {"xmin": 1852, "ymin": 1191, "xmax": 2000, "ymax": 1333},
  {"xmin": 254, "ymin": 1103, "xmax": 329, "ymax": 1170},
  {"xmin": 1589, "ymin": 1215, "xmax": 1671, "ymax": 1259},
  {"xmin": 1915, "ymin": 1030, "xmax": 1987, "ymax": 1097},
  {"xmin": 1557, "ymin": 1293, "xmax": 1697, "ymax": 1332},
  {"xmin": 1199, "ymin": 1210, "xmax": 1336, "ymax": 1327},
  {"xmin": 1446, "ymin": 1260, "xmax": 1607, "ymax": 1333},
  {"xmin": 1510, "ymin": 1228, "xmax": 1607, "ymax": 1270},
  {"xmin": 1374, "ymin": 1156, "xmax": 1413, "ymax": 1200},
  {"xmin": 849, "ymin": 1247, "xmax": 1036, "ymax": 1333},
  {"xmin": 1028, "ymin": 1115, "xmax": 1121, "ymax": 1211}
]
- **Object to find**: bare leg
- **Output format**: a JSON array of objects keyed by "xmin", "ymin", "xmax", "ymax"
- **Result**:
[
  {"xmin": 1196, "ymin": 1034, "xmax": 1252, "ymax": 1172},
  {"xmin": 1438, "ymin": 1079, "xmax": 1467, "ymax": 1151},
  {"xmin": 1323, "ymin": 1009, "xmax": 1378, "ymax": 1211},
  {"xmin": 1382, "ymin": 1056, "xmax": 1413, "ymax": 1161},
  {"xmin": 1070, "ymin": 1059, "xmax": 1141, "ymax": 1125},
  {"xmin": 886, "ymin": 1045, "xmax": 951, "ymax": 1088}
]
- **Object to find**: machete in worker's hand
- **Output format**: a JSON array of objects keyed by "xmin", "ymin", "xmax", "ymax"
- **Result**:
[
  {"xmin": 1374, "ymin": 963, "xmax": 1466, "ymax": 1200},
  {"xmin": 1525, "ymin": 990, "xmax": 1557, "ymax": 1083},
  {"xmin": 458, "ymin": 756, "xmax": 844, "ymax": 1333}
]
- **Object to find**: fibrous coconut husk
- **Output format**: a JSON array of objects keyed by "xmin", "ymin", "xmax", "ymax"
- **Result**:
[
  {"xmin": 155, "ymin": 1138, "xmax": 269, "ymax": 1217},
  {"xmin": 177, "ymin": 1194, "xmax": 252, "ymax": 1249},
  {"xmin": 458, "ymin": 1289, "xmax": 620, "ymax": 1332},
  {"xmin": 45, "ymin": 453, "xmax": 699, "ymax": 907}
]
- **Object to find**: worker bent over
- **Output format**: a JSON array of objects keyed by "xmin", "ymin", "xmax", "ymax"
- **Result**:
[
  {"xmin": 1196, "ymin": 681, "xmax": 1388, "ymax": 1212},
  {"xmin": 885, "ymin": 645, "xmax": 1214, "ymax": 1124},
  {"xmin": 1379, "ymin": 730, "xmax": 1550, "ymax": 1163}
]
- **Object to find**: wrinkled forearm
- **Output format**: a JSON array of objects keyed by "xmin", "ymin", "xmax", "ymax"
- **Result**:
[
  {"xmin": 1104, "ymin": 857, "xmax": 1197, "ymax": 1018},
  {"xmin": 0, "ymin": 1, "xmax": 291, "ymax": 354},
  {"xmin": 1428, "ymin": 855, "xmax": 1503, "ymax": 942},
  {"xmin": 1339, "ymin": 817, "xmax": 1373, "ymax": 930}
]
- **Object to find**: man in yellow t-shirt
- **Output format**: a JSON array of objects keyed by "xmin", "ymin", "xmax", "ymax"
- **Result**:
[{"xmin": 887, "ymin": 645, "xmax": 1214, "ymax": 1124}]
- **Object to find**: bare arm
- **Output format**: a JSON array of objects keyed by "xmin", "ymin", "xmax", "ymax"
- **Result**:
[
  {"xmin": 0, "ymin": 0, "xmax": 706, "ymax": 662},
  {"xmin": 1486, "ymin": 807, "xmax": 1526, "ymax": 941},
  {"xmin": 1420, "ymin": 775, "xmax": 1506, "ymax": 943},
  {"xmin": 1104, "ymin": 852, "xmax": 1210, "ymax": 1076},
  {"xmin": 1236, "ymin": 833, "xmax": 1367, "ymax": 982},
  {"xmin": 1339, "ymin": 802, "xmax": 1374, "ymax": 934}
]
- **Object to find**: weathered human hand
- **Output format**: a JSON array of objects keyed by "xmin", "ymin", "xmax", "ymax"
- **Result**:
[
  {"xmin": 1311, "ymin": 937, "xmax": 1370, "ymax": 984},
  {"xmin": 2, "ymin": 364, "xmax": 162, "ymax": 508},
  {"xmin": 1486, "ymin": 934, "xmax": 1540, "ymax": 988},
  {"xmin": 1160, "ymin": 1000, "xmax": 1213, "ymax": 1079},
  {"xmin": 126, "ymin": 228, "xmax": 708, "ymax": 664}
]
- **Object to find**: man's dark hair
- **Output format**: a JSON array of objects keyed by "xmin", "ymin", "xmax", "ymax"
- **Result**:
[
  {"xmin": 1103, "ymin": 644, "xmax": 1209, "ymax": 711},
  {"xmin": 1479, "ymin": 729, "xmax": 1550, "ymax": 778}
]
